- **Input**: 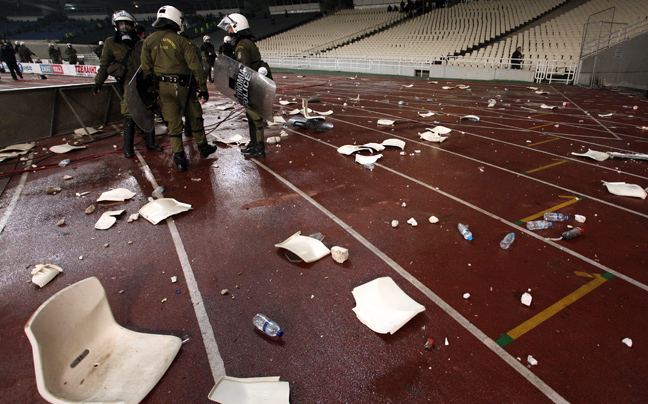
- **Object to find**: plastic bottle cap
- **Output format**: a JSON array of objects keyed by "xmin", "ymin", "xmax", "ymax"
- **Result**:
[
  {"xmin": 548, "ymin": 222, "xmax": 553, "ymax": 226},
  {"xmin": 467, "ymin": 236, "xmax": 473, "ymax": 241},
  {"xmin": 276, "ymin": 330, "xmax": 284, "ymax": 337},
  {"xmin": 565, "ymin": 216, "xmax": 569, "ymax": 220}
]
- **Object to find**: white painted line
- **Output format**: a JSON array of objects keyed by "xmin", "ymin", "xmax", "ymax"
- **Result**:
[
  {"xmin": 136, "ymin": 151, "xmax": 226, "ymax": 383},
  {"xmin": 253, "ymin": 159, "xmax": 570, "ymax": 404},
  {"xmin": 553, "ymin": 86, "xmax": 622, "ymax": 140},
  {"xmin": 0, "ymin": 152, "xmax": 32, "ymax": 235}
]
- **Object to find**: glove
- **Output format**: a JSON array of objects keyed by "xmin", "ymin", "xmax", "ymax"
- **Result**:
[
  {"xmin": 258, "ymin": 67, "xmax": 268, "ymax": 76},
  {"xmin": 92, "ymin": 83, "xmax": 102, "ymax": 95},
  {"xmin": 198, "ymin": 90, "xmax": 209, "ymax": 102}
]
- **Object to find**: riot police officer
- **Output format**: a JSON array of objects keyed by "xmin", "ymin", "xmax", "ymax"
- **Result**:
[
  {"xmin": 218, "ymin": 36, "xmax": 234, "ymax": 58},
  {"xmin": 218, "ymin": 13, "xmax": 272, "ymax": 159},
  {"xmin": 65, "ymin": 43, "xmax": 78, "ymax": 64},
  {"xmin": 48, "ymin": 43, "xmax": 62, "ymax": 64},
  {"xmin": 141, "ymin": 5, "xmax": 217, "ymax": 172},
  {"xmin": 200, "ymin": 35, "xmax": 216, "ymax": 83},
  {"xmin": 93, "ymin": 10, "xmax": 163, "ymax": 158}
]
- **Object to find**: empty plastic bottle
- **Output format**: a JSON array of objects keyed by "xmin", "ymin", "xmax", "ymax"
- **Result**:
[
  {"xmin": 526, "ymin": 220, "xmax": 552, "ymax": 230},
  {"xmin": 457, "ymin": 223, "xmax": 473, "ymax": 241},
  {"xmin": 152, "ymin": 185, "xmax": 165, "ymax": 198},
  {"xmin": 253, "ymin": 313, "xmax": 284, "ymax": 337},
  {"xmin": 562, "ymin": 227, "xmax": 584, "ymax": 240},
  {"xmin": 544, "ymin": 212, "xmax": 568, "ymax": 221},
  {"xmin": 500, "ymin": 232, "xmax": 515, "ymax": 249}
]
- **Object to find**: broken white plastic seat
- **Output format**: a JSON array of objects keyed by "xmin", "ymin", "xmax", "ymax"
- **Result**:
[
  {"xmin": 602, "ymin": 181, "xmax": 647, "ymax": 199},
  {"xmin": 352, "ymin": 276, "xmax": 425, "ymax": 334},
  {"xmin": 97, "ymin": 188, "xmax": 136, "ymax": 202},
  {"xmin": 427, "ymin": 126, "xmax": 451, "ymax": 135},
  {"xmin": 571, "ymin": 149, "xmax": 609, "ymax": 161},
  {"xmin": 49, "ymin": 144, "xmax": 88, "ymax": 154},
  {"xmin": 25, "ymin": 277, "xmax": 182, "ymax": 404},
  {"xmin": 139, "ymin": 198, "xmax": 193, "ymax": 225},
  {"xmin": 355, "ymin": 154, "xmax": 383, "ymax": 165},
  {"xmin": 275, "ymin": 231, "xmax": 330, "ymax": 263},
  {"xmin": 382, "ymin": 139, "xmax": 405, "ymax": 149},
  {"xmin": 208, "ymin": 376, "xmax": 290, "ymax": 404}
]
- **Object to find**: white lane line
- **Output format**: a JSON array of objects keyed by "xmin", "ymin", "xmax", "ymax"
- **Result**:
[
  {"xmin": 252, "ymin": 159, "xmax": 570, "ymax": 404},
  {"xmin": 136, "ymin": 151, "xmax": 226, "ymax": 383},
  {"xmin": 553, "ymin": 86, "xmax": 622, "ymax": 141},
  {"xmin": 0, "ymin": 152, "xmax": 33, "ymax": 235}
]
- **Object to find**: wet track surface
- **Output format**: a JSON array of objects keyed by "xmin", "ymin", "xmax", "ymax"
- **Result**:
[{"xmin": 1, "ymin": 72, "xmax": 647, "ymax": 403}]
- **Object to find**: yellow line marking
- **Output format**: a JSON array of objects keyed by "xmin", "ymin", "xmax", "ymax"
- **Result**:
[
  {"xmin": 529, "ymin": 113, "xmax": 550, "ymax": 118},
  {"xmin": 517, "ymin": 197, "xmax": 582, "ymax": 223},
  {"xmin": 527, "ymin": 136, "xmax": 560, "ymax": 147},
  {"xmin": 558, "ymin": 195, "xmax": 579, "ymax": 199},
  {"xmin": 524, "ymin": 159, "xmax": 569, "ymax": 175},
  {"xmin": 528, "ymin": 122, "xmax": 556, "ymax": 130},
  {"xmin": 574, "ymin": 271, "xmax": 595, "ymax": 278},
  {"xmin": 507, "ymin": 273, "xmax": 609, "ymax": 340}
]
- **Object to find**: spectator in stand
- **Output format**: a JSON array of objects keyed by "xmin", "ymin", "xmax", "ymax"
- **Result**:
[
  {"xmin": 65, "ymin": 43, "xmax": 78, "ymax": 64},
  {"xmin": 48, "ymin": 43, "xmax": 62, "ymax": 63},
  {"xmin": 1, "ymin": 39, "xmax": 23, "ymax": 80},
  {"xmin": 511, "ymin": 46, "xmax": 523, "ymax": 69}
]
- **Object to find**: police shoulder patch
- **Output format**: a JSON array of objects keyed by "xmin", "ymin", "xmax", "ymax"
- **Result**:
[{"xmin": 237, "ymin": 51, "xmax": 242, "ymax": 60}]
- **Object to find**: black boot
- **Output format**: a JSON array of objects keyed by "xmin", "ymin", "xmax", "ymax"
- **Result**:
[
  {"xmin": 173, "ymin": 152, "xmax": 188, "ymax": 172},
  {"xmin": 197, "ymin": 141, "xmax": 217, "ymax": 158},
  {"xmin": 241, "ymin": 115, "xmax": 258, "ymax": 153},
  {"xmin": 240, "ymin": 140, "xmax": 257, "ymax": 154},
  {"xmin": 145, "ymin": 131, "xmax": 163, "ymax": 152},
  {"xmin": 123, "ymin": 117, "xmax": 135, "ymax": 158},
  {"xmin": 244, "ymin": 142, "xmax": 265, "ymax": 159}
]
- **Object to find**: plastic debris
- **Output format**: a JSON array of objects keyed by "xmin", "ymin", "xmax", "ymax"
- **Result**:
[
  {"xmin": 355, "ymin": 154, "xmax": 383, "ymax": 166},
  {"xmin": 95, "ymin": 210, "xmax": 125, "ymax": 230},
  {"xmin": 139, "ymin": 198, "xmax": 193, "ymax": 224},
  {"xmin": 622, "ymin": 338, "xmax": 633, "ymax": 347},
  {"xmin": 275, "ymin": 231, "xmax": 330, "ymax": 263},
  {"xmin": 419, "ymin": 111, "xmax": 435, "ymax": 117},
  {"xmin": 266, "ymin": 136, "xmax": 282, "ymax": 144},
  {"xmin": 85, "ymin": 205, "xmax": 96, "ymax": 214},
  {"xmin": 407, "ymin": 218, "xmax": 418, "ymax": 227},
  {"xmin": 424, "ymin": 338, "xmax": 434, "ymax": 350},
  {"xmin": 428, "ymin": 216, "xmax": 439, "ymax": 224},
  {"xmin": 352, "ymin": 276, "xmax": 425, "ymax": 334},
  {"xmin": 444, "ymin": 337, "xmax": 449, "ymax": 346},
  {"xmin": 337, "ymin": 145, "xmax": 374, "ymax": 155},
  {"xmin": 606, "ymin": 151, "xmax": 648, "ymax": 160},
  {"xmin": 50, "ymin": 144, "xmax": 87, "ymax": 154},
  {"xmin": 221, "ymin": 289, "xmax": 228, "ymax": 295},
  {"xmin": 461, "ymin": 115, "xmax": 480, "ymax": 122},
  {"xmin": 419, "ymin": 132, "xmax": 447, "ymax": 143},
  {"xmin": 602, "ymin": 181, "xmax": 647, "ymax": 199},
  {"xmin": 391, "ymin": 220, "xmax": 399, "ymax": 228},
  {"xmin": 428, "ymin": 126, "xmax": 452, "ymax": 135},
  {"xmin": 58, "ymin": 159, "xmax": 71, "ymax": 167},
  {"xmin": 97, "ymin": 188, "xmax": 136, "ymax": 202},
  {"xmin": 63, "ymin": 175, "xmax": 73, "ymax": 180},
  {"xmin": 331, "ymin": 246, "xmax": 349, "ymax": 263},
  {"xmin": 540, "ymin": 104, "xmax": 557, "ymax": 109},
  {"xmin": 377, "ymin": 119, "xmax": 395, "ymax": 126},
  {"xmin": 382, "ymin": 139, "xmax": 406, "ymax": 149},
  {"xmin": 46, "ymin": 187, "xmax": 62, "ymax": 195},
  {"xmin": 208, "ymin": 376, "xmax": 290, "ymax": 404},
  {"xmin": 56, "ymin": 218, "xmax": 65, "ymax": 227},
  {"xmin": 31, "ymin": 264, "xmax": 63, "ymax": 287},
  {"xmin": 527, "ymin": 355, "xmax": 538, "ymax": 366},
  {"xmin": 574, "ymin": 215, "xmax": 586, "ymax": 223},
  {"xmin": 521, "ymin": 292, "xmax": 532, "ymax": 306},
  {"xmin": 571, "ymin": 149, "xmax": 610, "ymax": 161},
  {"xmin": 127, "ymin": 213, "xmax": 139, "ymax": 222},
  {"xmin": 171, "ymin": 276, "xmax": 177, "ymax": 283},
  {"xmin": 463, "ymin": 293, "xmax": 470, "ymax": 299}
]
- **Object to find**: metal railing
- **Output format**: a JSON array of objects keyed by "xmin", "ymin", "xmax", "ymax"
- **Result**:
[{"xmin": 581, "ymin": 18, "xmax": 648, "ymax": 58}]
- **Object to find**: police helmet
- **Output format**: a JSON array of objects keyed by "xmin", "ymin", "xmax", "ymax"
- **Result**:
[
  {"xmin": 98, "ymin": 40, "xmax": 104, "ymax": 45},
  {"xmin": 218, "ymin": 13, "xmax": 249, "ymax": 34},
  {"xmin": 203, "ymin": 35, "xmax": 210, "ymax": 42},
  {"xmin": 20, "ymin": 41, "xmax": 25, "ymax": 46},
  {"xmin": 224, "ymin": 36, "xmax": 231, "ymax": 43},
  {"xmin": 112, "ymin": 10, "xmax": 137, "ymax": 34},
  {"xmin": 153, "ymin": 5, "xmax": 185, "ymax": 32}
]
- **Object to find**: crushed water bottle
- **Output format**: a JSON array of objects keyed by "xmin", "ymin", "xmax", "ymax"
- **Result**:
[
  {"xmin": 500, "ymin": 232, "xmax": 515, "ymax": 249},
  {"xmin": 58, "ymin": 159, "xmax": 71, "ymax": 167},
  {"xmin": 562, "ymin": 227, "xmax": 583, "ymax": 240},
  {"xmin": 253, "ymin": 313, "xmax": 284, "ymax": 337},
  {"xmin": 526, "ymin": 220, "xmax": 552, "ymax": 230},
  {"xmin": 364, "ymin": 163, "xmax": 375, "ymax": 171},
  {"xmin": 544, "ymin": 212, "xmax": 568, "ymax": 221},
  {"xmin": 457, "ymin": 223, "xmax": 473, "ymax": 241}
]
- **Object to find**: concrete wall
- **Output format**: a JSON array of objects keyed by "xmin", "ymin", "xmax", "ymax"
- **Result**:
[{"xmin": 577, "ymin": 31, "xmax": 648, "ymax": 90}]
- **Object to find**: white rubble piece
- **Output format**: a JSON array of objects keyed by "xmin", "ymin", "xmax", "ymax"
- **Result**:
[
  {"xmin": 362, "ymin": 142, "xmax": 385, "ymax": 152},
  {"xmin": 463, "ymin": 293, "xmax": 470, "ymax": 299},
  {"xmin": 461, "ymin": 115, "xmax": 480, "ymax": 122},
  {"xmin": 352, "ymin": 276, "xmax": 425, "ymax": 334},
  {"xmin": 574, "ymin": 215, "xmax": 586, "ymax": 223},
  {"xmin": 540, "ymin": 104, "xmax": 557, "ymax": 110},
  {"xmin": 391, "ymin": 220, "xmax": 399, "ymax": 228},
  {"xmin": 49, "ymin": 144, "xmax": 88, "ymax": 154},
  {"xmin": 208, "ymin": 376, "xmax": 290, "ymax": 404},
  {"xmin": 571, "ymin": 149, "xmax": 610, "ymax": 161},
  {"xmin": 337, "ymin": 145, "xmax": 374, "ymax": 155},
  {"xmin": 382, "ymin": 139, "xmax": 406, "ymax": 149},
  {"xmin": 97, "ymin": 188, "xmax": 136, "ymax": 202},
  {"xmin": 377, "ymin": 119, "xmax": 395, "ymax": 126},
  {"xmin": 419, "ymin": 132, "xmax": 448, "ymax": 143},
  {"xmin": 266, "ymin": 136, "xmax": 281, "ymax": 144},
  {"xmin": 355, "ymin": 154, "xmax": 383, "ymax": 165},
  {"xmin": 0, "ymin": 142, "xmax": 35, "ymax": 154},
  {"xmin": 428, "ymin": 126, "xmax": 452, "ymax": 135},
  {"xmin": 31, "ymin": 264, "xmax": 64, "ymax": 287},
  {"xmin": 527, "ymin": 355, "xmax": 538, "ymax": 366},
  {"xmin": 139, "ymin": 198, "xmax": 193, "ymax": 225},
  {"xmin": 128, "ymin": 213, "xmax": 140, "ymax": 222},
  {"xmin": 428, "ymin": 216, "xmax": 439, "ymax": 224},
  {"xmin": 274, "ymin": 231, "xmax": 330, "ymax": 263},
  {"xmin": 95, "ymin": 209, "xmax": 125, "ymax": 230},
  {"xmin": 419, "ymin": 111, "xmax": 435, "ymax": 117},
  {"xmin": 622, "ymin": 338, "xmax": 633, "ymax": 347},
  {"xmin": 521, "ymin": 292, "xmax": 533, "ymax": 306},
  {"xmin": 74, "ymin": 127, "xmax": 100, "ymax": 136},
  {"xmin": 602, "ymin": 181, "xmax": 647, "ymax": 199},
  {"xmin": 330, "ymin": 246, "xmax": 349, "ymax": 264},
  {"xmin": 407, "ymin": 218, "xmax": 418, "ymax": 227}
]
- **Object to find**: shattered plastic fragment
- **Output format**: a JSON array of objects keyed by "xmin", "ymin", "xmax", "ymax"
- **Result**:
[
  {"xmin": 377, "ymin": 119, "xmax": 395, "ymax": 126},
  {"xmin": 574, "ymin": 215, "xmax": 586, "ymax": 223},
  {"xmin": 0, "ymin": 143, "xmax": 35, "ymax": 154},
  {"xmin": 382, "ymin": 139, "xmax": 406, "ymax": 149},
  {"xmin": 444, "ymin": 337, "xmax": 449, "ymax": 346},
  {"xmin": 95, "ymin": 210, "xmax": 125, "ymax": 230},
  {"xmin": 461, "ymin": 115, "xmax": 480, "ymax": 122},
  {"xmin": 275, "ymin": 231, "xmax": 330, "ymax": 263},
  {"xmin": 463, "ymin": 293, "xmax": 470, "ymax": 299},
  {"xmin": 418, "ymin": 111, "xmax": 435, "ymax": 118},
  {"xmin": 208, "ymin": 376, "xmax": 290, "ymax": 404},
  {"xmin": 419, "ymin": 132, "xmax": 447, "ymax": 143},
  {"xmin": 602, "ymin": 181, "xmax": 647, "ymax": 199},
  {"xmin": 622, "ymin": 338, "xmax": 633, "ymax": 347},
  {"xmin": 57, "ymin": 218, "xmax": 65, "ymax": 227},
  {"xmin": 127, "ymin": 213, "xmax": 139, "ymax": 222},
  {"xmin": 607, "ymin": 152, "xmax": 648, "ymax": 160},
  {"xmin": 540, "ymin": 104, "xmax": 557, "ymax": 110},
  {"xmin": 74, "ymin": 127, "xmax": 100, "ymax": 136},
  {"xmin": 31, "ymin": 264, "xmax": 63, "ymax": 287},
  {"xmin": 571, "ymin": 149, "xmax": 609, "ymax": 161},
  {"xmin": 355, "ymin": 154, "xmax": 383, "ymax": 165},
  {"xmin": 85, "ymin": 205, "xmax": 96, "ymax": 214},
  {"xmin": 527, "ymin": 355, "xmax": 538, "ymax": 366},
  {"xmin": 49, "ymin": 144, "xmax": 88, "ymax": 154},
  {"xmin": 97, "ymin": 188, "xmax": 136, "ymax": 202},
  {"xmin": 407, "ymin": 218, "xmax": 418, "ymax": 227},
  {"xmin": 391, "ymin": 220, "xmax": 399, "ymax": 228},
  {"xmin": 46, "ymin": 187, "xmax": 62, "ymax": 195},
  {"xmin": 598, "ymin": 113, "xmax": 613, "ymax": 117},
  {"xmin": 428, "ymin": 126, "xmax": 451, "ymax": 134},
  {"xmin": 337, "ymin": 145, "xmax": 373, "ymax": 155},
  {"xmin": 331, "ymin": 246, "xmax": 349, "ymax": 263},
  {"xmin": 428, "ymin": 216, "xmax": 439, "ymax": 224},
  {"xmin": 139, "ymin": 198, "xmax": 193, "ymax": 225},
  {"xmin": 352, "ymin": 276, "xmax": 425, "ymax": 334},
  {"xmin": 362, "ymin": 142, "xmax": 385, "ymax": 152}
]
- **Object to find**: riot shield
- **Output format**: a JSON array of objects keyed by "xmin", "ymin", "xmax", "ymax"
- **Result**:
[
  {"xmin": 214, "ymin": 56, "xmax": 276, "ymax": 121},
  {"xmin": 126, "ymin": 66, "xmax": 156, "ymax": 133}
]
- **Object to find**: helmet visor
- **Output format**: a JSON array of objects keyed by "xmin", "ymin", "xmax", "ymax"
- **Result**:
[{"xmin": 217, "ymin": 16, "xmax": 234, "ymax": 32}]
